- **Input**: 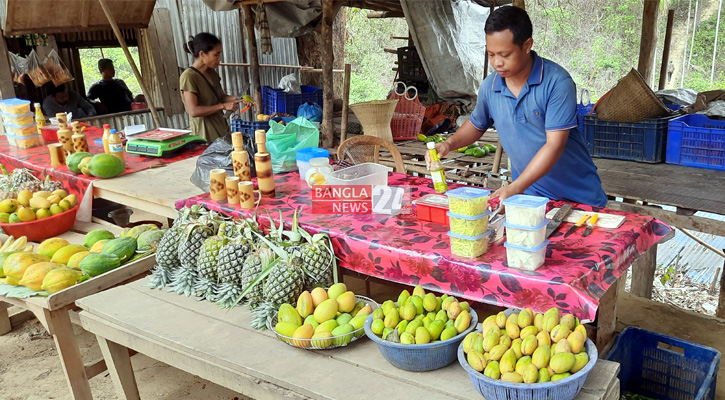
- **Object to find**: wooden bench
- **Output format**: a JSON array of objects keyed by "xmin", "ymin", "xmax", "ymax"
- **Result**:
[
  {"xmin": 0, "ymin": 221, "xmax": 156, "ymax": 400},
  {"xmin": 77, "ymin": 278, "xmax": 620, "ymax": 400}
]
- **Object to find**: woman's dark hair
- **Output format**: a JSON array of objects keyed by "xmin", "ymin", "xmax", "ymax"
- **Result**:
[
  {"xmin": 484, "ymin": 6, "xmax": 533, "ymax": 47},
  {"xmin": 184, "ymin": 32, "xmax": 221, "ymax": 58}
]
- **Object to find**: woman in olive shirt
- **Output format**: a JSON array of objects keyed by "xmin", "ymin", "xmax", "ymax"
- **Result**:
[{"xmin": 180, "ymin": 32, "xmax": 244, "ymax": 142}]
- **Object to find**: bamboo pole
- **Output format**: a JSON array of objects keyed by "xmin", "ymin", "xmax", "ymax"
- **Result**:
[
  {"xmin": 658, "ymin": 9, "xmax": 675, "ymax": 90},
  {"xmin": 340, "ymin": 63, "xmax": 351, "ymax": 144},
  {"xmin": 242, "ymin": 6, "xmax": 262, "ymax": 111},
  {"xmin": 97, "ymin": 0, "xmax": 161, "ymax": 128},
  {"xmin": 637, "ymin": 0, "xmax": 660, "ymax": 86},
  {"xmin": 680, "ymin": 0, "xmax": 692, "ymax": 87},
  {"xmin": 320, "ymin": 0, "xmax": 335, "ymax": 148},
  {"xmin": 711, "ymin": 0, "xmax": 723, "ymax": 83},
  {"xmin": 688, "ymin": 0, "xmax": 699, "ymax": 68},
  {"xmin": 677, "ymin": 228, "xmax": 725, "ymax": 259}
]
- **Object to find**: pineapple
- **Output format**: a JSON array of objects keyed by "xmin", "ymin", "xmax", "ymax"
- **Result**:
[
  {"xmin": 262, "ymin": 255, "xmax": 305, "ymax": 306},
  {"xmin": 177, "ymin": 217, "xmax": 216, "ymax": 268},
  {"xmin": 167, "ymin": 264, "xmax": 198, "ymax": 297},
  {"xmin": 18, "ymin": 180, "xmax": 42, "ymax": 193},
  {"xmin": 155, "ymin": 226, "xmax": 184, "ymax": 269},
  {"xmin": 214, "ymin": 237, "xmax": 252, "ymax": 309},
  {"xmin": 194, "ymin": 235, "xmax": 224, "ymax": 301},
  {"xmin": 298, "ymin": 228, "xmax": 335, "ymax": 289},
  {"xmin": 239, "ymin": 243, "xmax": 274, "ymax": 305},
  {"xmin": 147, "ymin": 264, "xmax": 174, "ymax": 289},
  {"xmin": 9, "ymin": 168, "xmax": 38, "ymax": 190},
  {"xmin": 41, "ymin": 176, "xmax": 66, "ymax": 192}
]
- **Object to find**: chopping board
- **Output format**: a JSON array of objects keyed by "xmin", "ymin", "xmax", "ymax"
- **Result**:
[{"xmin": 545, "ymin": 208, "xmax": 625, "ymax": 229}]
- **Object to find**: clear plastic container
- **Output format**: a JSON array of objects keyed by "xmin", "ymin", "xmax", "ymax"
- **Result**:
[
  {"xmin": 305, "ymin": 157, "xmax": 333, "ymax": 187},
  {"xmin": 6, "ymin": 133, "xmax": 41, "ymax": 149},
  {"xmin": 0, "ymin": 98, "xmax": 31, "ymax": 115},
  {"xmin": 503, "ymin": 219, "xmax": 549, "ymax": 248},
  {"xmin": 446, "ymin": 187, "xmax": 490, "ymax": 216},
  {"xmin": 0, "ymin": 111, "xmax": 34, "ymax": 126},
  {"xmin": 447, "ymin": 230, "xmax": 490, "ymax": 258},
  {"xmin": 4, "ymin": 122, "xmax": 38, "ymax": 137},
  {"xmin": 325, "ymin": 163, "xmax": 391, "ymax": 186},
  {"xmin": 502, "ymin": 194, "xmax": 549, "ymax": 226},
  {"xmin": 296, "ymin": 147, "xmax": 330, "ymax": 179},
  {"xmin": 504, "ymin": 240, "xmax": 549, "ymax": 271},
  {"xmin": 447, "ymin": 210, "xmax": 490, "ymax": 237}
]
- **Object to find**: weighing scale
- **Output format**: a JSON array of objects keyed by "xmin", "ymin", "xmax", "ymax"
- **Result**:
[{"xmin": 125, "ymin": 128, "xmax": 206, "ymax": 157}]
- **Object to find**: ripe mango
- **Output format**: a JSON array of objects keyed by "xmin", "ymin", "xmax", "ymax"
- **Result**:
[
  {"xmin": 400, "ymin": 332, "xmax": 415, "ymax": 345},
  {"xmin": 560, "ymin": 314, "xmax": 576, "ymax": 331},
  {"xmin": 520, "ymin": 325, "xmax": 539, "ymax": 339},
  {"xmin": 499, "ymin": 334, "xmax": 512, "ymax": 349},
  {"xmin": 454, "ymin": 309, "xmax": 471, "ymax": 333},
  {"xmin": 532, "ymin": 345, "xmax": 551, "ymax": 369},
  {"xmin": 467, "ymin": 351, "xmax": 486, "ymax": 372},
  {"xmin": 311, "ymin": 332, "xmax": 333, "ymax": 348},
  {"xmin": 484, "ymin": 360, "xmax": 501, "ymax": 379},
  {"xmin": 371, "ymin": 319, "xmax": 385, "ymax": 336},
  {"xmin": 356, "ymin": 305, "xmax": 372, "ymax": 317},
  {"xmin": 278, "ymin": 303, "xmax": 302, "ymax": 326},
  {"xmin": 511, "ymin": 338, "xmax": 523, "ymax": 359},
  {"xmin": 505, "ymin": 321, "xmax": 520, "ymax": 339},
  {"xmin": 495, "ymin": 311, "xmax": 507, "ymax": 328},
  {"xmin": 435, "ymin": 309, "xmax": 448, "ymax": 321},
  {"xmin": 483, "ymin": 331, "xmax": 499, "ymax": 352},
  {"xmin": 550, "ymin": 352, "xmax": 576, "ymax": 374},
  {"xmin": 538, "ymin": 367, "xmax": 551, "ymax": 382},
  {"xmin": 568, "ymin": 331, "xmax": 586, "ymax": 354},
  {"xmin": 304, "ymin": 315, "xmax": 319, "ymax": 331},
  {"xmin": 522, "ymin": 335, "xmax": 538, "ymax": 356},
  {"xmin": 555, "ymin": 336, "xmax": 573, "ymax": 354},
  {"xmin": 19, "ymin": 262, "xmax": 64, "ymax": 291},
  {"xmin": 537, "ymin": 330, "xmax": 552, "ymax": 347},
  {"xmin": 314, "ymin": 299, "xmax": 338, "ymax": 323},
  {"xmin": 336, "ymin": 291, "xmax": 356, "ymax": 313},
  {"xmin": 350, "ymin": 300, "xmax": 365, "ymax": 316},
  {"xmin": 471, "ymin": 334, "xmax": 485, "ymax": 353},
  {"xmin": 372, "ymin": 308, "xmax": 384, "ymax": 320},
  {"xmin": 275, "ymin": 321, "xmax": 299, "ymax": 338},
  {"xmin": 501, "ymin": 372, "xmax": 523, "ymax": 383},
  {"xmin": 36, "ymin": 238, "xmax": 70, "ymax": 259},
  {"xmin": 396, "ymin": 319, "xmax": 409, "ymax": 334},
  {"xmin": 415, "ymin": 326, "xmax": 431, "ymax": 344},
  {"xmin": 315, "ymin": 319, "xmax": 338, "ymax": 334},
  {"xmin": 570, "ymin": 351, "xmax": 590, "ymax": 374},
  {"xmin": 428, "ymin": 319, "xmax": 445, "ymax": 340},
  {"xmin": 422, "ymin": 316, "xmax": 432, "ymax": 330},
  {"xmin": 550, "ymin": 324, "xmax": 571, "ymax": 343},
  {"xmin": 382, "ymin": 327, "xmax": 393, "ymax": 340},
  {"xmin": 441, "ymin": 296, "xmax": 456, "ymax": 311},
  {"xmin": 551, "ymin": 372, "xmax": 571, "ymax": 381},
  {"xmin": 399, "ymin": 302, "xmax": 416, "ymax": 321},
  {"xmin": 405, "ymin": 320, "xmax": 422, "ymax": 335},
  {"xmin": 440, "ymin": 326, "xmax": 458, "ymax": 341},
  {"xmin": 410, "ymin": 295, "xmax": 424, "ymax": 314},
  {"xmin": 515, "ymin": 356, "xmax": 532, "ymax": 375},
  {"xmin": 522, "ymin": 363, "xmax": 539, "ymax": 383},
  {"xmin": 507, "ymin": 312, "xmax": 518, "ymax": 326},
  {"xmin": 327, "ymin": 282, "xmax": 347, "ymax": 300},
  {"xmin": 292, "ymin": 324, "xmax": 314, "ymax": 347},
  {"xmin": 500, "ymin": 349, "xmax": 517, "ymax": 373},
  {"xmin": 296, "ymin": 291, "xmax": 314, "ymax": 318},
  {"xmin": 463, "ymin": 332, "xmax": 480, "ymax": 354},
  {"xmin": 397, "ymin": 289, "xmax": 410, "ymax": 307},
  {"xmin": 517, "ymin": 309, "xmax": 533, "ymax": 328},
  {"xmin": 331, "ymin": 324, "xmax": 354, "ymax": 346},
  {"xmin": 412, "ymin": 284, "xmax": 426, "ymax": 298},
  {"xmin": 534, "ymin": 313, "xmax": 544, "ymax": 331},
  {"xmin": 459, "ymin": 301, "xmax": 470, "ymax": 311},
  {"xmin": 41, "ymin": 267, "xmax": 83, "ymax": 294},
  {"xmin": 310, "ymin": 287, "xmax": 328, "ymax": 307},
  {"xmin": 423, "ymin": 292, "xmax": 437, "ymax": 312},
  {"xmin": 336, "ymin": 313, "xmax": 353, "ymax": 326},
  {"xmin": 575, "ymin": 323, "xmax": 588, "ymax": 339}
]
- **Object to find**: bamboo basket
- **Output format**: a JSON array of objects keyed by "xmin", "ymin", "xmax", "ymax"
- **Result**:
[
  {"xmin": 350, "ymin": 99, "xmax": 399, "ymax": 143},
  {"xmin": 594, "ymin": 68, "xmax": 671, "ymax": 123}
]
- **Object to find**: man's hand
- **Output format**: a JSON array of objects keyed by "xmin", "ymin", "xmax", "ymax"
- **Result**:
[
  {"xmin": 425, "ymin": 141, "xmax": 452, "ymax": 169},
  {"xmin": 490, "ymin": 183, "xmax": 524, "ymax": 204}
]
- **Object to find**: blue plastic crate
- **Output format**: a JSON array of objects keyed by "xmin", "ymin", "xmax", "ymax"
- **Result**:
[
  {"xmin": 666, "ymin": 114, "xmax": 725, "ymax": 171},
  {"xmin": 230, "ymin": 119, "xmax": 269, "ymax": 138},
  {"xmin": 583, "ymin": 114, "xmax": 673, "ymax": 163},
  {"xmin": 606, "ymin": 327, "xmax": 721, "ymax": 400},
  {"xmin": 576, "ymin": 103, "xmax": 594, "ymax": 135},
  {"xmin": 262, "ymin": 85, "xmax": 322, "ymax": 116}
]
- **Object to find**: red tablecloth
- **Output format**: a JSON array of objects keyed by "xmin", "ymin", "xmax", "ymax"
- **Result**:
[
  {"xmin": 0, "ymin": 126, "xmax": 206, "ymax": 195},
  {"xmin": 176, "ymin": 172, "xmax": 671, "ymax": 320}
]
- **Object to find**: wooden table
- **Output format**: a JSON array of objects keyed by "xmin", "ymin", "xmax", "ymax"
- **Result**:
[
  {"xmin": 0, "ymin": 222, "xmax": 156, "ymax": 400},
  {"xmin": 77, "ymin": 278, "xmax": 621, "ymax": 400},
  {"xmin": 92, "ymin": 157, "xmax": 204, "ymax": 220}
]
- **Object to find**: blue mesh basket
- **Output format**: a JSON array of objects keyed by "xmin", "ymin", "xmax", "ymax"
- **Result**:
[
  {"xmin": 457, "ymin": 338, "xmax": 599, "ymax": 400},
  {"xmin": 363, "ymin": 309, "xmax": 478, "ymax": 372}
]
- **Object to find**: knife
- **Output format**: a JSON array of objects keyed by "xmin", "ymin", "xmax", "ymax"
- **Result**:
[
  {"xmin": 564, "ymin": 214, "xmax": 591, "ymax": 238},
  {"xmin": 545, "ymin": 204, "xmax": 572, "ymax": 238},
  {"xmin": 581, "ymin": 213, "xmax": 599, "ymax": 237}
]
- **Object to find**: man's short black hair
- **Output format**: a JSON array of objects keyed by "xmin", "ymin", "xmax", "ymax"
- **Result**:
[
  {"xmin": 98, "ymin": 58, "xmax": 113, "ymax": 72},
  {"xmin": 51, "ymin": 84, "xmax": 67, "ymax": 97},
  {"xmin": 484, "ymin": 6, "xmax": 533, "ymax": 47}
]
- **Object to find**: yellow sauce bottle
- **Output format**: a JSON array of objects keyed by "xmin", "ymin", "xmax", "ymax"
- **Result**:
[
  {"xmin": 427, "ymin": 141, "xmax": 448, "ymax": 193},
  {"xmin": 102, "ymin": 124, "xmax": 111, "ymax": 154},
  {"xmin": 34, "ymin": 103, "xmax": 45, "ymax": 134},
  {"xmin": 108, "ymin": 129, "xmax": 126, "ymax": 167}
]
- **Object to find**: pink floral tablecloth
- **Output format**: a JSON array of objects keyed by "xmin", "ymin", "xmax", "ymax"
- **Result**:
[{"xmin": 176, "ymin": 172, "xmax": 671, "ymax": 320}]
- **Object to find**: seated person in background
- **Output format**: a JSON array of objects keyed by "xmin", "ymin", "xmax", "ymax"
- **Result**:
[
  {"xmin": 42, "ymin": 84, "xmax": 97, "ymax": 118},
  {"xmin": 86, "ymin": 59, "xmax": 133, "ymax": 114}
]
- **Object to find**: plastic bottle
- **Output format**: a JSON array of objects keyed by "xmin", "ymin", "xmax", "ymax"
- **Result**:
[
  {"xmin": 427, "ymin": 141, "xmax": 448, "ymax": 193},
  {"xmin": 34, "ymin": 103, "xmax": 45, "ymax": 135},
  {"xmin": 102, "ymin": 124, "xmax": 111, "ymax": 154},
  {"xmin": 108, "ymin": 129, "xmax": 126, "ymax": 167}
]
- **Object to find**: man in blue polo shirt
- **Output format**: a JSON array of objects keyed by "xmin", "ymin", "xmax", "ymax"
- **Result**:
[{"xmin": 431, "ymin": 6, "xmax": 607, "ymax": 207}]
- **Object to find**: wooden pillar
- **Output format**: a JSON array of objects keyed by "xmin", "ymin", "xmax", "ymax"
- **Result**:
[
  {"xmin": 630, "ymin": 246, "xmax": 658, "ymax": 299},
  {"xmin": 242, "ymin": 6, "xmax": 262, "ymax": 112},
  {"xmin": 340, "ymin": 63, "xmax": 351, "ymax": 144},
  {"xmin": 0, "ymin": 31, "xmax": 15, "ymax": 98},
  {"xmin": 637, "ymin": 0, "xmax": 660, "ymax": 86},
  {"xmin": 658, "ymin": 9, "xmax": 675, "ymax": 90},
  {"xmin": 513, "ymin": 0, "xmax": 526, "ymax": 10},
  {"xmin": 320, "ymin": 0, "xmax": 336, "ymax": 148},
  {"xmin": 717, "ymin": 250, "xmax": 725, "ymax": 318}
]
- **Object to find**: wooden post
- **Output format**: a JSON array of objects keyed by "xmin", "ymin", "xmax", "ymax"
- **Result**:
[
  {"xmin": 595, "ymin": 281, "xmax": 618, "ymax": 354},
  {"xmin": 717, "ymin": 250, "xmax": 725, "ymax": 318},
  {"xmin": 637, "ymin": 0, "xmax": 660, "ymax": 86},
  {"xmin": 491, "ymin": 140, "xmax": 503, "ymax": 174},
  {"xmin": 658, "ymin": 9, "xmax": 675, "ymax": 90},
  {"xmin": 680, "ymin": 0, "xmax": 692, "ymax": 87},
  {"xmin": 630, "ymin": 246, "xmax": 658, "ymax": 299},
  {"xmin": 712, "ymin": 0, "xmax": 723, "ymax": 83},
  {"xmin": 0, "ymin": 31, "xmax": 15, "ymax": 98},
  {"xmin": 513, "ymin": 0, "xmax": 526, "ymax": 10},
  {"xmin": 97, "ymin": 0, "xmax": 161, "ymax": 128},
  {"xmin": 242, "ymin": 6, "xmax": 262, "ymax": 113},
  {"xmin": 340, "ymin": 63, "xmax": 351, "ymax": 144},
  {"xmin": 320, "ymin": 0, "xmax": 336, "ymax": 148}
]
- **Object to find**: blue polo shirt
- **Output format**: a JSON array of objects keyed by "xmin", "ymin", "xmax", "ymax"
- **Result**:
[{"xmin": 470, "ymin": 52, "xmax": 607, "ymax": 207}]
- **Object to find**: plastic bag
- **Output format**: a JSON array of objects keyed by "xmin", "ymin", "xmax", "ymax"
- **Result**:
[
  {"xmin": 26, "ymin": 50, "xmax": 51, "ymax": 87},
  {"xmin": 190, "ymin": 134, "xmax": 257, "ymax": 192},
  {"xmin": 297, "ymin": 102, "xmax": 322, "ymax": 122},
  {"xmin": 9, "ymin": 52, "xmax": 26, "ymax": 84},
  {"xmin": 266, "ymin": 117, "xmax": 319, "ymax": 173},
  {"xmin": 44, "ymin": 49, "xmax": 73, "ymax": 86},
  {"xmin": 278, "ymin": 73, "xmax": 301, "ymax": 94}
]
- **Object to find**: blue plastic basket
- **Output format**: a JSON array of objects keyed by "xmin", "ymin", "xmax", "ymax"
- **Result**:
[
  {"xmin": 666, "ymin": 114, "xmax": 725, "ymax": 171},
  {"xmin": 458, "ymin": 338, "xmax": 599, "ymax": 400},
  {"xmin": 583, "ymin": 114, "xmax": 674, "ymax": 163},
  {"xmin": 606, "ymin": 327, "xmax": 721, "ymax": 400},
  {"xmin": 363, "ymin": 309, "xmax": 478, "ymax": 371},
  {"xmin": 262, "ymin": 85, "xmax": 323, "ymax": 116},
  {"xmin": 576, "ymin": 103, "xmax": 594, "ymax": 135}
]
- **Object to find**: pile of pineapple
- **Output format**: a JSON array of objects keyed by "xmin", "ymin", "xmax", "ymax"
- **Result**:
[
  {"xmin": 149, "ymin": 205, "xmax": 336, "ymax": 329},
  {"xmin": 0, "ymin": 168, "xmax": 75, "ymax": 223}
]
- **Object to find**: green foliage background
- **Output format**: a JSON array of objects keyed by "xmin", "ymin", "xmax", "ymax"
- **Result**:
[{"xmin": 78, "ymin": 47, "xmax": 142, "ymax": 97}]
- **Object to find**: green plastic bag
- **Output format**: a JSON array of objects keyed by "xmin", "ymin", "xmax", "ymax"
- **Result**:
[{"xmin": 266, "ymin": 117, "xmax": 320, "ymax": 173}]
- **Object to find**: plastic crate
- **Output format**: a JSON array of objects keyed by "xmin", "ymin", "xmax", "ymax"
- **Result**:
[
  {"xmin": 262, "ymin": 85, "xmax": 322, "ymax": 116},
  {"xmin": 576, "ymin": 103, "xmax": 594, "ymax": 134},
  {"xmin": 583, "ymin": 114, "xmax": 673, "ymax": 163},
  {"xmin": 397, "ymin": 46, "xmax": 427, "ymax": 82},
  {"xmin": 606, "ymin": 327, "xmax": 720, "ymax": 400},
  {"xmin": 666, "ymin": 114, "xmax": 725, "ymax": 171}
]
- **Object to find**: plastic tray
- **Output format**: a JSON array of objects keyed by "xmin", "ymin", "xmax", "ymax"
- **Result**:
[
  {"xmin": 364, "ymin": 309, "xmax": 478, "ymax": 371},
  {"xmin": 504, "ymin": 219, "xmax": 549, "ymax": 248},
  {"xmin": 413, "ymin": 194, "xmax": 449, "ymax": 225},
  {"xmin": 458, "ymin": 338, "xmax": 599, "ymax": 400},
  {"xmin": 262, "ymin": 85, "xmax": 323, "ymax": 116},
  {"xmin": 325, "ymin": 163, "xmax": 391, "ymax": 186},
  {"xmin": 502, "ymin": 194, "xmax": 549, "ymax": 227},
  {"xmin": 446, "ymin": 187, "xmax": 490, "ymax": 217},
  {"xmin": 447, "ymin": 211, "xmax": 490, "ymax": 237},
  {"xmin": 583, "ymin": 114, "xmax": 673, "ymax": 163},
  {"xmin": 448, "ymin": 230, "xmax": 490, "ymax": 258},
  {"xmin": 0, "ymin": 111, "xmax": 34, "ymax": 126},
  {"xmin": 0, "ymin": 98, "xmax": 31, "ymax": 115},
  {"xmin": 666, "ymin": 114, "xmax": 725, "ymax": 171},
  {"xmin": 606, "ymin": 327, "xmax": 720, "ymax": 400},
  {"xmin": 504, "ymin": 240, "xmax": 549, "ymax": 271}
]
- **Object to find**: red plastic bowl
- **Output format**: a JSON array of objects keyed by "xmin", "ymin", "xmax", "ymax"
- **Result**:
[{"xmin": 0, "ymin": 206, "xmax": 78, "ymax": 242}]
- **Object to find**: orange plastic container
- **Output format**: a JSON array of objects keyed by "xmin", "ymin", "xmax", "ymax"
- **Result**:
[{"xmin": 0, "ymin": 206, "xmax": 77, "ymax": 242}]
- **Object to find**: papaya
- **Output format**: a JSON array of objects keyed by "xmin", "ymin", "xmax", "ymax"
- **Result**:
[
  {"xmin": 137, "ymin": 229, "xmax": 166, "ymax": 251},
  {"xmin": 83, "ymin": 229, "xmax": 116, "ymax": 248},
  {"xmin": 65, "ymin": 152, "xmax": 93, "ymax": 174},
  {"xmin": 67, "ymin": 251, "xmax": 91, "ymax": 270},
  {"xmin": 90, "ymin": 239, "xmax": 110, "ymax": 253},
  {"xmin": 3, "ymin": 253, "xmax": 50, "ymax": 284},
  {"xmin": 18, "ymin": 262, "xmax": 64, "ymax": 291},
  {"xmin": 79, "ymin": 253, "xmax": 122, "ymax": 277},
  {"xmin": 37, "ymin": 238, "xmax": 71, "ymax": 259},
  {"xmin": 42, "ymin": 267, "xmax": 84, "ymax": 294},
  {"xmin": 101, "ymin": 237, "xmax": 137, "ymax": 263},
  {"xmin": 78, "ymin": 156, "xmax": 93, "ymax": 176},
  {"xmin": 88, "ymin": 153, "xmax": 125, "ymax": 179},
  {"xmin": 123, "ymin": 224, "xmax": 159, "ymax": 239},
  {"xmin": 51, "ymin": 244, "xmax": 89, "ymax": 265},
  {"xmin": 0, "ymin": 251, "xmax": 20, "ymax": 278}
]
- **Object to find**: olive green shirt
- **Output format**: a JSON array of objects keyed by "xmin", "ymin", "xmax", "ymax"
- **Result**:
[{"xmin": 179, "ymin": 68, "xmax": 229, "ymax": 142}]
